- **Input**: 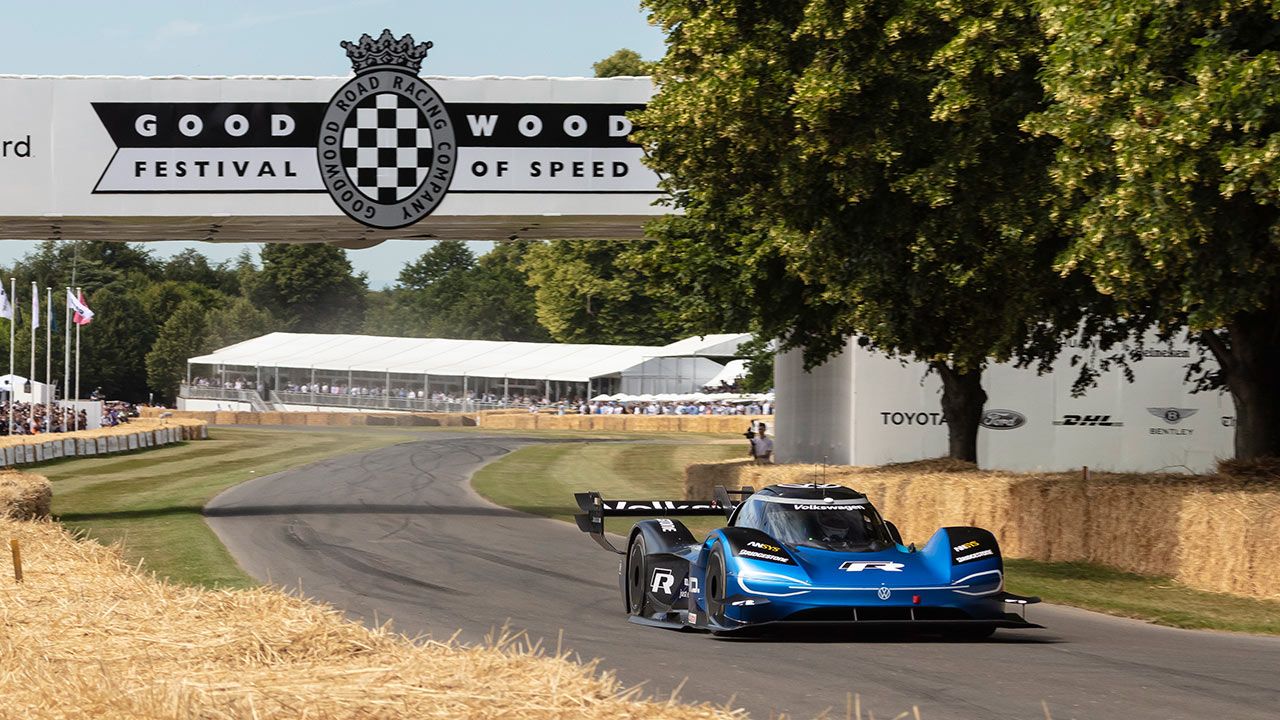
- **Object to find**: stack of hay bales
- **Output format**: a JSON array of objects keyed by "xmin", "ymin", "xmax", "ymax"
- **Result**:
[{"xmin": 684, "ymin": 458, "xmax": 1280, "ymax": 600}]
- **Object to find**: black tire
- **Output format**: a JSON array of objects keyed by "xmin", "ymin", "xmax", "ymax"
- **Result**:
[
  {"xmin": 705, "ymin": 544, "xmax": 729, "ymax": 627},
  {"xmin": 626, "ymin": 534, "xmax": 650, "ymax": 616}
]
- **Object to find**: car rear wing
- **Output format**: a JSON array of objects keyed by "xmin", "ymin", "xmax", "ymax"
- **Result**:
[{"xmin": 573, "ymin": 490, "xmax": 737, "ymax": 553}]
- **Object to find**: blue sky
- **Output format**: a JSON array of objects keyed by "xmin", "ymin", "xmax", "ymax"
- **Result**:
[{"xmin": 1, "ymin": 0, "xmax": 666, "ymax": 286}]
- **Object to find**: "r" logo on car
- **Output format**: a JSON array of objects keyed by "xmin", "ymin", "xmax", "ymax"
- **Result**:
[{"xmin": 650, "ymin": 567, "xmax": 675, "ymax": 594}]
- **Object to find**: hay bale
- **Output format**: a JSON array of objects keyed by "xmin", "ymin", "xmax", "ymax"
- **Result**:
[
  {"xmin": 258, "ymin": 412, "xmax": 285, "ymax": 425},
  {"xmin": 0, "ymin": 517, "xmax": 741, "ymax": 720},
  {"xmin": 1178, "ymin": 490, "xmax": 1280, "ymax": 599},
  {"xmin": 684, "ymin": 458, "xmax": 1280, "ymax": 599},
  {"xmin": 0, "ymin": 471, "xmax": 50, "ymax": 519}
]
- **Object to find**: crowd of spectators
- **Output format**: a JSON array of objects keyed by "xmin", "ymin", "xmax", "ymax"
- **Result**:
[
  {"xmin": 566, "ymin": 399, "xmax": 770, "ymax": 416},
  {"xmin": 188, "ymin": 377, "xmax": 773, "ymax": 415},
  {"xmin": 0, "ymin": 399, "xmax": 138, "ymax": 436}
]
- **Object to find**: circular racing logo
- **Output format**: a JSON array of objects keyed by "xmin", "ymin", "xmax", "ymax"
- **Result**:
[{"xmin": 318, "ymin": 31, "xmax": 457, "ymax": 229}]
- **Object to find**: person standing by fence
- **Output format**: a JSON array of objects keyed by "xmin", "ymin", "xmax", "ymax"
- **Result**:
[{"xmin": 749, "ymin": 422, "xmax": 774, "ymax": 464}]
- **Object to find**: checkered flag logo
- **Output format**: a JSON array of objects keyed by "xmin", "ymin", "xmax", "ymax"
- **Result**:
[
  {"xmin": 319, "ymin": 30, "xmax": 457, "ymax": 229},
  {"xmin": 340, "ymin": 93, "xmax": 434, "ymax": 204}
]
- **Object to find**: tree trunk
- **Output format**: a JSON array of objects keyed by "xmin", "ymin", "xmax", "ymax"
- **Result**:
[
  {"xmin": 1203, "ymin": 311, "xmax": 1280, "ymax": 461},
  {"xmin": 934, "ymin": 362, "xmax": 987, "ymax": 464}
]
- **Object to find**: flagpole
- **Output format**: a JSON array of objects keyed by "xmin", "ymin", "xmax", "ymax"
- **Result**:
[
  {"xmin": 74, "ymin": 286, "xmax": 81, "ymax": 427},
  {"xmin": 63, "ymin": 287, "xmax": 70, "ymax": 433},
  {"xmin": 29, "ymin": 281, "xmax": 36, "ymax": 434},
  {"xmin": 7, "ymin": 278, "xmax": 13, "ymax": 436},
  {"xmin": 45, "ymin": 286, "xmax": 51, "ymax": 433}
]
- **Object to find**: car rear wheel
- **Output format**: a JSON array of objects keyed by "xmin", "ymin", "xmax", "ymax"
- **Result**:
[
  {"xmin": 626, "ymin": 534, "xmax": 650, "ymax": 616},
  {"xmin": 705, "ymin": 544, "xmax": 728, "ymax": 627}
]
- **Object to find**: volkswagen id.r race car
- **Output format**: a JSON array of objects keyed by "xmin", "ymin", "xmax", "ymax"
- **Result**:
[{"xmin": 575, "ymin": 482, "xmax": 1041, "ymax": 637}]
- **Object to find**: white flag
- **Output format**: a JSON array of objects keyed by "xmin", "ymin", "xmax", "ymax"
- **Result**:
[
  {"xmin": 31, "ymin": 286, "xmax": 39, "ymax": 330},
  {"xmin": 67, "ymin": 288, "xmax": 94, "ymax": 324},
  {"xmin": 0, "ymin": 285, "xmax": 10, "ymax": 322}
]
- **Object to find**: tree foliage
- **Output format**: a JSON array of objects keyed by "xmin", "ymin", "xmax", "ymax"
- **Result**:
[
  {"xmin": 634, "ymin": 0, "xmax": 1109, "ymax": 459},
  {"xmin": 146, "ymin": 300, "xmax": 209, "ymax": 397},
  {"xmin": 364, "ymin": 240, "xmax": 550, "ymax": 341},
  {"xmin": 247, "ymin": 244, "xmax": 367, "ymax": 333},
  {"xmin": 593, "ymin": 48, "xmax": 655, "ymax": 77},
  {"xmin": 521, "ymin": 240, "xmax": 698, "ymax": 345},
  {"xmin": 1029, "ymin": 0, "xmax": 1280, "ymax": 459}
]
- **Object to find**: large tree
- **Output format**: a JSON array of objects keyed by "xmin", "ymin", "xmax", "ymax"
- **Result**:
[
  {"xmin": 247, "ymin": 244, "xmax": 367, "ymax": 333},
  {"xmin": 1030, "ymin": 0, "xmax": 1280, "ymax": 460},
  {"xmin": 635, "ymin": 0, "xmax": 1105, "ymax": 461},
  {"xmin": 78, "ymin": 284, "xmax": 156, "ymax": 400},
  {"xmin": 522, "ymin": 240, "xmax": 695, "ymax": 345},
  {"xmin": 366, "ymin": 240, "xmax": 550, "ymax": 341},
  {"xmin": 593, "ymin": 48, "xmax": 655, "ymax": 77},
  {"xmin": 145, "ymin": 300, "xmax": 209, "ymax": 400}
]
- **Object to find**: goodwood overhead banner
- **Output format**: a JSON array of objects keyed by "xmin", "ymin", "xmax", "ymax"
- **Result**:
[{"xmin": 0, "ymin": 30, "xmax": 663, "ymax": 244}]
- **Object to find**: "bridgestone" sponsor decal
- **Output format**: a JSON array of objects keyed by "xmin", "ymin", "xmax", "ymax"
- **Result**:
[{"xmin": 739, "ymin": 549, "xmax": 792, "ymax": 563}]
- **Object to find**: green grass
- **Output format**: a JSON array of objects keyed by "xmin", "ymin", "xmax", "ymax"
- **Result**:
[
  {"xmin": 44, "ymin": 426, "xmax": 421, "ymax": 589},
  {"xmin": 475, "ymin": 442, "xmax": 1280, "ymax": 635},
  {"xmin": 472, "ymin": 440, "xmax": 744, "ymax": 538},
  {"xmin": 1005, "ymin": 559, "xmax": 1280, "ymax": 634}
]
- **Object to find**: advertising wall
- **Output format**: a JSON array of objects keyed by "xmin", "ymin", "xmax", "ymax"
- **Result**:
[
  {"xmin": 0, "ymin": 74, "xmax": 661, "ymax": 243},
  {"xmin": 776, "ymin": 336, "xmax": 1234, "ymax": 473}
]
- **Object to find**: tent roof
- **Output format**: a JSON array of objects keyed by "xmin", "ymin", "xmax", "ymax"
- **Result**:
[
  {"xmin": 652, "ymin": 333, "xmax": 753, "ymax": 359},
  {"xmin": 187, "ymin": 332, "xmax": 686, "ymax": 383}
]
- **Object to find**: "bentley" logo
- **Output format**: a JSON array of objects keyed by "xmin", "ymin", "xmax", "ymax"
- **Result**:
[{"xmin": 1147, "ymin": 407, "xmax": 1198, "ymax": 425}]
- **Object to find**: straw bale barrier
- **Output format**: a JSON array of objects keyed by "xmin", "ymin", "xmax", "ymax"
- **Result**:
[
  {"xmin": 146, "ymin": 408, "xmax": 478, "ymax": 428},
  {"xmin": 684, "ymin": 459, "xmax": 1280, "ymax": 599},
  {"xmin": 0, "ymin": 471, "xmax": 50, "ymax": 520},
  {"xmin": 478, "ymin": 413, "xmax": 772, "ymax": 434},
  {"xmin": 0, "ymin": 518, "xmax": 740, "ymax": 720},
  {"xmin": 0, "ymin": 419, "xmax": 207, "ymax": 468}
]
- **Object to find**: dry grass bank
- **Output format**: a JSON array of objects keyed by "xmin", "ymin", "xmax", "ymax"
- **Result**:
[
  {"xmin": 685, "ymin": 459, "xmax": 1280, "ymax": 599},
  {"xmin": 0, "ymin": 517, "xmax": 741, "ymax": 720}
]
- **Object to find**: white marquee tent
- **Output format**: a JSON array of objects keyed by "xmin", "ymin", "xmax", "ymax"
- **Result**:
[{"xmin": 184, "ymin": 332, "xmax": 752, "ymax": 410}]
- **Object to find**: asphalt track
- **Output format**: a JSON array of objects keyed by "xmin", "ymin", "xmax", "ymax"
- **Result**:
[{"xmin": 205, "ymin": 433, "xmax": 1280, "ymax": 720}]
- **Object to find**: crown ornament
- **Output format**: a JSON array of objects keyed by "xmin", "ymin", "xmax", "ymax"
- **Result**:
[{"xmin": 341, "ymin": 29, "xmax": 432, "ymax": 73}]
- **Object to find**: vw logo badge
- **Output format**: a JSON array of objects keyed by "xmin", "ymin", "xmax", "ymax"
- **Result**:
[{"xmin": 877, "ymin": 587, "xmax": 892, "ymax": 601}]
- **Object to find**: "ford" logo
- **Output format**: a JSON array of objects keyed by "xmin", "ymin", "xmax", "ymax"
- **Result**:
[{"xmin": 980, "ymin": 409, "xmax": 1026, "ymax": 430}]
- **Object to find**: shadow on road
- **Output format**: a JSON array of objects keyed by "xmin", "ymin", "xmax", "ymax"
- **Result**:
[
  {"xmin": 59, "ymin": 503, "xmax": 578, "ymax": 522},
  {"xmin": 710, "ymin": 626, "xmax": 1064, "ymax": 645}
]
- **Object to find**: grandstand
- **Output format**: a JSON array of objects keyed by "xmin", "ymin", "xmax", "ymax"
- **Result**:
[{"xmin": 180, "ymin": 332, "xmax": 751, "ymax": 413}]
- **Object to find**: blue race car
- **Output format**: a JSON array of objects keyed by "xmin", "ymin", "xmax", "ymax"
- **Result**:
[{"xmin": 575, "ymin": 482, "xmax": 1041, "ymax": 637}]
